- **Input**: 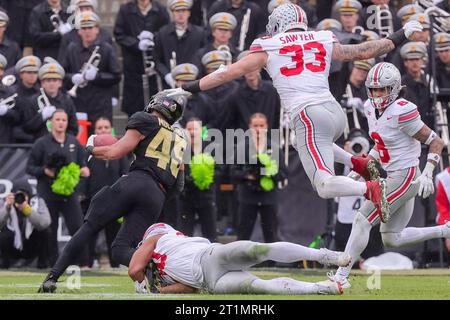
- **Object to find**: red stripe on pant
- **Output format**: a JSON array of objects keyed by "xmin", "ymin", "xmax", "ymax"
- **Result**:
[
  {"xmin": 367, "ymin": 167, "xmax": 416, "ymax": 223},
  {"xmin": 299, "ymin": 110, "xmax": 333, "ymax": 175}
]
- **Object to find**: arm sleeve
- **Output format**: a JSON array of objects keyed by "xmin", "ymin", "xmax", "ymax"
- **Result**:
[
  {"xmin": 27, "ymin": 197, "xmax": 51, "ymax": 230},
  {"xmin": 26, "ymin": 141, "xmax": 46, "ymax": 178},
  {"xmin": 398, "ymin": 109, "xmax": 424, "ymax": 137}
]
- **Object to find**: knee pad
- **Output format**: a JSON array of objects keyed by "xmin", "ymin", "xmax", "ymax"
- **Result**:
[{"xmin": 381, "ymin": 232, "xmax": 401, "ymax": 248}]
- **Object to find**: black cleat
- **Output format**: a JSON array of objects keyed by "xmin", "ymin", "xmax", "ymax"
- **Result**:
[{"xmin": 38, "ymin": 274, "xmax": 57, "ymax": 293}]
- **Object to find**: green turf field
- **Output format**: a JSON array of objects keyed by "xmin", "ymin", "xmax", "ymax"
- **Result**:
[{"xmin": 0, "ymin": 268, "xmax": 449, "ymax": 300}]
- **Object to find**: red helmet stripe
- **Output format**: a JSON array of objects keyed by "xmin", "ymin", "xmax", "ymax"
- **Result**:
[
  {"xmin": 294, "ymin": 4, "xmax": 303, "ymax": 23},
  {"xmin": 373, "ymin": 63, "xmax": 383, "ymax": 85}
]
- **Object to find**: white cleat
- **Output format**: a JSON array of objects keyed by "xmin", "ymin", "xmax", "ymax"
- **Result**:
[
  {"xmin": 327, "ymin": 271, "xmax": 351, "ymax": 289},
  {"xmin": 319, "ymin": 248, "xmax": 351, "ymax": 267},
  {"xmin": 316, "ymin": 280, "xmax": 344, "ymax": 295}
]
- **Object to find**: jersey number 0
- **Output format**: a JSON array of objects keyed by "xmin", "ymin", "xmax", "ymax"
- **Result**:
[{"xmin": 279, "ymin": 42, "xmax": 326, "ymax": 77}]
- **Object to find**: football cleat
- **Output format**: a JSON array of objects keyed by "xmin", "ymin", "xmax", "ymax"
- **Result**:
[
  {"xmin": 351, "ymin": 156, "xmax": 386, "ymax": 181},
  {"xmin": 365, "ymin": 178, "xmax": 390, "ymax": 223},
  {"xmin": 327, "ymin": 271, "xmax": 351, "ymax": 289},
  {"xmin": 37, "ymin": 273, "xmax": 57, "ymax": 293},
  {"xmin": 316, "ymin": 279, "xmax": 344, "ymax": 295},
  {"xmin": 318, "ymin": 248, "xmax": 351, "ymax": 267}
]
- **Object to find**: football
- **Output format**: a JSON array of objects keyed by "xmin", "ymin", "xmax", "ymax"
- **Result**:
[{"xmin": 94, "ymin": 134, "xmax": 118, "ymax": 147}]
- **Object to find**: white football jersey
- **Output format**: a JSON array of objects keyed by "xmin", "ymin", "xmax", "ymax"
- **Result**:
[
  {"xmin": 364, "ymin": 98, "xmax": 424, "ymax": 172},
  {"xmin": 150, "ymin": 233, "xmax": 211, "ymax": 289},
  {"xmin": 250, "ymin": 30, "xmax": 337, "ymax": 115}
]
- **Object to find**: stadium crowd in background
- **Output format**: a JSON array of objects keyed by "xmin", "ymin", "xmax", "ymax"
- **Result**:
[{"xmin": 0, "ymin": 0, "xmax": 448, "ymax": 270}]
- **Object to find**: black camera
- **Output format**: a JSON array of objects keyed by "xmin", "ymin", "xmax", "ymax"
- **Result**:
[
  {"xmin": 347, "ymin": 129, "xmax": 370, "ymax": 156},
  {"xmin": 14, "ymin": 191, "xmax": 27, "ymax": 205}
]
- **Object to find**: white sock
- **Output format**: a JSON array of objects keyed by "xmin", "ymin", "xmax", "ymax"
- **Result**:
[
  {"xmin": 382, "ymin": 225, "xmax": 448, "ymax": 248},
  {"xmin": 250, "ymin": 277, "xmax": 319, "ymax": 295},
  {"xmin": 316, "ymin": 175, "xmax": 367, "ymax": 198},
  {"xmin": 336, "ymin": 212, "xmax": 372, "ymax": 279},
  {"xmin": 333, "ymin": 143, "xmax": 353, "ymax": 167},
  {"xmin": 264, "ymin": 242, "xmax": 324, "ymax": 263}
]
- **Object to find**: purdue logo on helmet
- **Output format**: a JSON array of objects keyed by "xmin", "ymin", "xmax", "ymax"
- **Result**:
[{"xmin": 145, "ymin": 92, "xmax": 186, "ymax": 124}]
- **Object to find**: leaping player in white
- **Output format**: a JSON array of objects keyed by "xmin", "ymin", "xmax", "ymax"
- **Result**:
[
  {"xmin": 129, "ymin": 223, "xmax": 351, "ymax": 295},
  {"xmin": 328, "ymin": 62, "xmax": 450, "ymax": 288},
  {"xmin": 180, "ymin": 3, "xmax": 424, "ymax": 221}
]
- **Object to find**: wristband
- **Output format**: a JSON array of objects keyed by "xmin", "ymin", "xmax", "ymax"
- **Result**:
[
  {"xmin": 386, "ymin": 29, "xmax": 407, "ymax": 47},
  {"xmin": 181, "ymin": 80, "xmax": 201, "ymax": 94},
  {"xmin": 424, "ymin": 130, "xmax": 437, "ymax": 145},
  {"xmin": 427, "ymin": 153, "xmax": 440, "ymax": 164}
]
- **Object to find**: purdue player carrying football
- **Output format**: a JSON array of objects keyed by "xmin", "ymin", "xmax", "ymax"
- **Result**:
[{"xmin": 38, "ymin": 89, "xmax": 189, "ymax": 293}]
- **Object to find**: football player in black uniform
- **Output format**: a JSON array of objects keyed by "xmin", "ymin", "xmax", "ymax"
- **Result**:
[{"xmin": 38, "ymin": 89, "xmax": 189, "ymax": 293}]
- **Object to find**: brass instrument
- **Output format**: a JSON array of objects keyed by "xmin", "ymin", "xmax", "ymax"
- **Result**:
[
  {"xmin": 68, "ymin": 45, "xmax": 101, "ymax": 98},
  {"xmin": 239, "ymin": 8, "xmax": 251, "ymax": 51},
  {"xmin": 217, "ymin": 45, "xmax": 232, "ymax": 66},
  {"xmin": 142, "ymin": 49, "xmax": 163, "ymax": 105},
  {"xmin": 374, "ymin": 5, "xmax": 394, "ymax": 38},
  {"xmin": 37, "ymin": 88, "xmax": 51, "ymax": 113},
  {"xmin": 2, "ymin": 93, "xmax": 18, "ymax": 110},
  {"xmin": 342, "ymin": 84, "xmax": 361, "ymax": 140},
  {"xmin": 1, "ymin": 75, "xmax": 16, "ymax": 87}
]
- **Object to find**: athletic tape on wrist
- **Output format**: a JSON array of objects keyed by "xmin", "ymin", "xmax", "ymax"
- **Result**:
[
  {"xmin": 424, "ymin": 131, "xmax": 437, "ymax": 145},
  {"xmin": 427, "ymin": 153, "xmax": 440, "ymax": 164}
]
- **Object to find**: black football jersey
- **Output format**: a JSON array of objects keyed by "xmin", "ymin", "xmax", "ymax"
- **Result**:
[{"xmin": 126, "ymin": 112, "xmax": 187, "ymax": 190}]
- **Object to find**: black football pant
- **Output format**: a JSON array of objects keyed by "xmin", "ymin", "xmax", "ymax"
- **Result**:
[
  {"xmin": 237, "ymin": 202, "xmax": 278, "ymax": 243},
  {"xmin": 49, "ymin": 170, "xmax": 165, "ymax": 279},
  {"xmin": 180, "ymin": 198, "xmax": 217, "ymax": 242}
]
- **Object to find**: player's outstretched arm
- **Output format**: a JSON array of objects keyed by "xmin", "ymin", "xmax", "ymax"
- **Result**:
[
  {"xmin": 128, "ymin": 235, "xmax": 161, "ymax": 282},
  {"xmin": 91, "ymin": 129, "xmax": 144, "ymax": 161},
  {"xmin": 182, "ymin": 51, "xmax": 268, "ymax": 93},
  {"xmin": 332, "ymin": 20, "xmax": 423, "ymax": 61}
]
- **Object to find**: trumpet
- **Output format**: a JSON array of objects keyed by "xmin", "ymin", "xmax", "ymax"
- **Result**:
[
  {"xmin": 217, "ymin": 45, "xmax": 232, "ymax": 65},
  {"xmin": 414, "ymin": 0, "xmax": 450, "ymax": 33},
  {"xmin": 342, "ymin": 84, "xmax": 361, "ymax": 140},
  {"xmin": 37, "ymin": 88, "xmax": 51, "ymax": 113},
  {"xmin": 2, "ymin": 93, "xmax": 18, "ymax": 110},
  {"xmin": 68, "ymin": 45, "xmax": 101, "ymax": 98},
  {"xmin": 374, "ymin": 5, "xmax": 394, "ymax": 38}
]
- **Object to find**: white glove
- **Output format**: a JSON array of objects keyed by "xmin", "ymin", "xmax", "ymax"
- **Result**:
[
  {"xmin": 403, "ymin": 20, "xmax": 423, "ymax": 39},
  {"xmin": 135, "ymin": 280, "xmax": 148, "ymax": 294},
  {"xmin": 72, "ymin": 73, "xmax": 86, "ymax": 86},
  {"xmin": 112, "ymin": 97, "xmax": 119, "ymax": 108},
  {"xmin": 0, "ymin": 103, "xmax": 8, "ymax": 116},
  {"xmin": 347, "ymin": 170, "xmax": 361, "ymax": 181},
  {"xmin": 347, "ymin": 97, "xmax": 363, "ymax": 110},
  {"xmin": 139, "ymin": 38, "xmax": 154, "ymax": 51},
  {"xmin": 58, "ymin": 22, "xmax": 72, "ymax": 35},
  {"xmin": 84, "ymin": 65, "xmax": 98, "ymax": 81},
  {"xmin": 164, "ymin": 73, "xmax": 175, "ymax": 89},
  {"xmin": 41, "ymin": 105, "xmax": 56, "ymax": 121},
  {"xmin": 138, "ymin": 30, "xmax": 154, "ymax": 41},
  {"xmin": 86, "ymin": 134, "xmax": 97, "ymax": 162},
  {"xmin": 412, "ymin": 162, "xmax": 435, "ymax": 199}
]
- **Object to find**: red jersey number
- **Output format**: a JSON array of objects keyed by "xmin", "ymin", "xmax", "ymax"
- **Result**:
[
  {"xmin": 279, "ymin": 42, "xmax": 326, "ymax": 77},
  {"xmin": 371, "ymin": 132, "xmax": 390, "ymax": 163}
]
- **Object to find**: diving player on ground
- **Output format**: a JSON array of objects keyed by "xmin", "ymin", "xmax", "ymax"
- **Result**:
[{"xmin": 38, "ymin": 90, "xmax": 189, "ymax": 293}]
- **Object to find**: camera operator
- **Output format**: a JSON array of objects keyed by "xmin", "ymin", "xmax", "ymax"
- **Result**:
[
  {"xmin": 334, "ymin": 129, "xmax": 384, "ymax": 262},
  {"xmin": 0, "ymin": 179, "xmax": 51, "ymax": 269},
  {"xmin": 231, "ymin": 113, "xmax": 287, "ymax": 243}
]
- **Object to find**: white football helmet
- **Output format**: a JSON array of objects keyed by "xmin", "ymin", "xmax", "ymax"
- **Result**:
[
  {"xmin": 144, "ymin": 223, "xmax": 177, "ymax": 239},
  {"xmin": 266, "ymin": 3, "xmax": 308, "ymax": 36},
  {"xmin": 365, "ymin": 62, "xmax": 402, "ymax": 110}
]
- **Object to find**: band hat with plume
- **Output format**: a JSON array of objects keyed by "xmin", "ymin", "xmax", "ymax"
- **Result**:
[
  {"xmin": 201, "ymin": 50, "xmax": 228, "ymax": 70},
  {"xmin": 353, "ymin": 58, "xmax": 375, "ymax": 71},
  {"xmin": 434, "ymin": 32, "xmax": 450, "ymax": 52},
  {"xmin": 333, "ymin": 0, "xmax": 362, "ymax": 14},
  {"xmin": 171, "ymin": 63, "xmax": 198, "ymax": 81},
  {"xmin": 396, "ymin": 4, "xmax": 424, "ymax": 23},
  {"xmin": 407, "ymin": 12, "xmax": 430, "ymax": 29},
  {"xmin": 167, "ymin": 0, "xmax": 193, "ymax": 11},
  {"xmin": 75, "ymin": 11, "xmax": 100, "ymax": 29},
  {"xmin": 39, "ymin": 57, "xmax": 65, "ymax": 80},
  {"xmin": 316, "ymin": 18, "xmax": 342, "ymax": 31},
  {"xmin": 15, "ymin": 56, "xmax": 42, "ymax": 73},
  {"xmin": 0, "ymin": 10, "xmax": 8, "ymax": 27},
  {"xmin": 0, "ymin": 54, "xmax": 7, "ymax": 69},
  {"xmin": 400, "ymin": 41, "xmax": 427, "ymax": 60},
  {"xmin": 209, "ymin": 12, "xmax": 237, "ymax": 30}
]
